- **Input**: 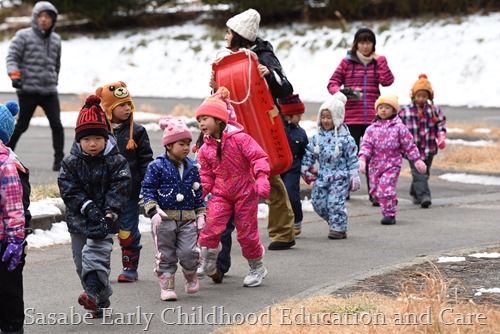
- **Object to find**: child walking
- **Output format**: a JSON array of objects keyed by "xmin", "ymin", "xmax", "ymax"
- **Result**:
[
  {"xmin": 278, "ymin": 94, "xmax": 309, "ymax": 236},
  {"xmin": 358, "ymin": 95, "xmax": 427, "ymax": 225},
  {"xmin": 0, "ymin": 101, "xmax": 27, "ymax": 334},
  {"xmin": 196, "ymin": 87, "xmax": 270, "ymax": 287},
  {"xmin": 96, "ymin": 81, "xmax": 153, "ymax": 282},
  {"xmin": 399, "ymin": 74, "xmax": 447, "ymax": 208},
  {"xmin": 58, "ymin": 95, "xmax": 131, "ymax": 317},
  {"xmin": 141, "ymin": 115, "xmax": 205, "ymax": 301},
  {"xmin": 301, "ymin": 92, "xmax": 360, "ymax": 239}
]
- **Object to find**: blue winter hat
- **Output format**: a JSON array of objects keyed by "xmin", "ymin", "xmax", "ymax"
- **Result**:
[{"xmin": 0, "ymin": 101, "xmax": 20, "ymax": 144}]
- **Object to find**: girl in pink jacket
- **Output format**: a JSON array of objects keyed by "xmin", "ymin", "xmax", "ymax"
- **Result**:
[
  {"xmin": 358, "ymin": 95, "xmax": 427, "ymax": 225},
  {"xmin": 196, "ymin": 87, "xmax": 270, "ymax": 288}
]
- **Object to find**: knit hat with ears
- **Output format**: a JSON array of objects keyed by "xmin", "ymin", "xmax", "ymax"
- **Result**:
[
  {"xmin": 75, "ymin": 95, "xmax": 109, "ymax": 142},
  {"xmin": 316, "ymin": 91, "xmax": 347, "ymax": 155},
  {"xmin": 159, "ymin": 115, "xmax": 192, "ymax": 147},
  {"xmin": 0, "ymin": 101, "xmax": 19, "ymax": 144},
  {"xmin": 278, "ymin": 94, "xmax": 305, "ymax": 115},
  {"xmin": 195, "ymin": 86, "xmax": 232, "ymax": 124},
  {"xmin": 226, "ymin": 8, "xmax": 260, "ymax": 42},
  {"xmin": 375, "ymin": 95, "xmax": 399, "ymax": 113},
  {"xmin": 95, "ymin": 81, "xmax": 137, "ymax": 150}
]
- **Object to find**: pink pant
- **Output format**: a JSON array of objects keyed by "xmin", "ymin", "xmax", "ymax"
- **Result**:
[
  {"xmin": 198, "ymin": 193, "xmax": 264, "ymax": 260},
  {"xmin": 369, "ymin": 164, "xmax": 400, "ymax": 217}
]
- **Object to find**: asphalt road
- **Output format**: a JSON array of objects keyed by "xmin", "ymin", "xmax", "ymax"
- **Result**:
[{"xmin": 1, "ymin": 92, "xmax": 499, "ymax": 333}]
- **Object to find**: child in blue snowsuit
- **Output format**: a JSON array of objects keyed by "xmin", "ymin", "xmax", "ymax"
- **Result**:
[
  {"xmin": 301, "ymin": 92, "xmax": 360, "ymax": 239},
  {"xmin": 278, "ymin": 94, "xmax": 309, "ymax": 236}
]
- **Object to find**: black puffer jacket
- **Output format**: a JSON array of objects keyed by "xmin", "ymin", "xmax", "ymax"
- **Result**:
[
  {"xmin": 252, "ymin": 37, "xmax": 293, "ymax": 103},
  {"xmin": 58, "ymin": 136, "xmax": 131, "ymax": 235},
  {"xmin": 112, "ymin": 119, "xmax": 153, "ymax": 198}
]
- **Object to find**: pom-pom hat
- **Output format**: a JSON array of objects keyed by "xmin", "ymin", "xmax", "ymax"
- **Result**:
[
  {"xmin": 375, "ymin": 95, "xmax": 399, "ymax": 112},
  {"xmin": 75, "ymin": 95, "xmax": 109, "ymax": 142},
  {"xmin": 0, "ymin": 101, "xmax": 20, "ymax": 144},
  {"xmin": 96, "ymin": 81, "xmax": 137, "ymax": 150},
  {"xmin": 317, "ymin": 91, "xmax": 347, "ymax": 155},
  {"xmin": 278, "ymin": 94, "xmax": 305, "ymax": 115},
  {"xmin": 226, "ymin": 8, "xmax": 260, "ymax": 42},
  {"xmin": 159, "ymin": 115, "xmax": 192, "ymax": 146},
  {"xmin": 411, "ymin": 73, "xmax": 434, "ymax": 100},
  {"xmin": 195, "ymin": 87, "xmax": 232, "ymax": 123}
]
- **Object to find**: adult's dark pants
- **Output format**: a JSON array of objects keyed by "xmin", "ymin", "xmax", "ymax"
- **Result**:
[
  {"xmin": 0, "ymin": 241, "xmax": 26, "ymax": 334},
  {"xmin": 8, "ymin": 93, "xmax": 65, "ymax": 163},
  {"xmin": 216, "ymin": 216, "xmax": 235, "ymax": 275},
  {"xmin": 347, "ymin": 124, "xmax": 370, "ymax": 194}
]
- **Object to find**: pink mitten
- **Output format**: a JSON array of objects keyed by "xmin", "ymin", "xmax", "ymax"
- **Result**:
[
  {"xmin": 255, "ymin": 175, "xmax": 270, "ymax": 199},
  {"xmin": 151, "ymin": 207, "xmax": 167, "ymax": 227},
  {"xmin": 415, "ymin": 160, "xmax": 427, "ymax": 174},
  {"xmin": 359, "ymin": 159, "xmax": 366, "ymax": 174},
  {"xmin": 196, "ymin": 214, "xmax": 206, "ymax": 231},
  {"xmin": 437, "ymin": 133, "xmax": 446, "ymax": 149}
]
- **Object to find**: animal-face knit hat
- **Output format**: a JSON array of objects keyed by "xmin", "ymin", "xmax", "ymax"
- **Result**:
[
  {"xmin": 375, "ymin": 95, "xmax": 399, "ymax": 113},
  {"xmin": 0, "ymin": 101, "xmax": 20, "ymax": 144},
  {"xmin": 278, "ymin": 94, "xmax": 305, "ymax": 115},
  {"xmin": 317, "ymin": 91, "xmax": 347, "ymax": 155},
  {"xmin": 95, "ymin": 81, "xmax": 137, "ymax": 150},
  {"xmin": 195, "ymin": 86, "xmax": 233, "ymax": 124},
  {"xmin": 226, "ymin": 8, "xmax": 260, "ymax": 42},
  {"xmin": 411, "ymin": 73, "xmax": 434, "ymax": 100},
  {"xmin": 75, "ymin": 95, "xmax": 109, "ymax": 142},
  {"xmin": 159, "ymin": 115, "xmax": 193, "ymax": 147}
]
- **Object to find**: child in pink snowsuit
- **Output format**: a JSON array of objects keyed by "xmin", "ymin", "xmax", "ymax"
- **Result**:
[
  {"xmin": 358, "ymin": 95, "xmax": 427, "ymax": 225},
  {"xmin": 196, "ymin": 87, "xmax": 270, "ymax": 288}
]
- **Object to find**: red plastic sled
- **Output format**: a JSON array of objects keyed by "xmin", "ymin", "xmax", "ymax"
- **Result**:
[{"xmin": 212, "ymin": 50, "xmax": 292, "ymax": 176}]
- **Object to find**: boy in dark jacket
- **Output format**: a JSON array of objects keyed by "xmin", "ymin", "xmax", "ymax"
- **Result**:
[
  {"xmin": 58, "ymin": 95, "xmax": 131, "ymax": 317},
  {"xmin": 96, "ymin": 81, "xmax": 153, "ymax": 283}
]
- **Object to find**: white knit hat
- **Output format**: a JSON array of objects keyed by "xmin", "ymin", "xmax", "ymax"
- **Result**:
[
  {"xmin": 316, "ymin": 92, "xmax": 347, "ymax": 155},
  {"xmin": 226, "ymin": 9, "xmax": 260, "ymax": 42}
]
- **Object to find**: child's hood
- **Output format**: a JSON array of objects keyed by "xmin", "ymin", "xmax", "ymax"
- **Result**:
[{"xmin": 71, "ymin": 133, "xmax": 119, "ymax": 158}]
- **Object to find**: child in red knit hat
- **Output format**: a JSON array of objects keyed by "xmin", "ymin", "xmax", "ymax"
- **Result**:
[
  {"xmin": 399, "ymin": 74, "xmax": 447, "ymax": 208},
  {"xmin": 58, "ymin": 95, "xmax": 131, "ymax": 318}
]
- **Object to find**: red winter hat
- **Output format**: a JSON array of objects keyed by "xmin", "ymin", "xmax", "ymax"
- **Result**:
[
  {"xmin": 159, "ymin": 115, "xmax": 192, "ymax": 146},
  {"xmin": 278, "ymin": 93, "xmax": 305, "ymax": 115},
  {"xmin": 195, "ymin": 87, "xmax": 231, "ymax": 123},
  {"xmin": 75, "ymin": 95, "xmax": 109, "ymax": 142}
]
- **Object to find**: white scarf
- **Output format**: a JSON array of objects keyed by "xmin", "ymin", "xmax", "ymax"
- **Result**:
[{"xmin": 356, "ymin": 50, "xmax": 373, "ymax": 66}]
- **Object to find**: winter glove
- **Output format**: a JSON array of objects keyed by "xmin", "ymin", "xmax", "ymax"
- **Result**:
[
  {"xmin": 2, "ymin": 237, "xmax": 23, "ymax": 271},
  {"xmin": 302, "ymin": 166, "xmax": 318, "ymax": 185},
  {"xmin": 437, "ymin": 133, "xmax": 446, "ymax": 149},
  {"xmin": 196, "ymin": 214, "xmax": 206, "ymax": 231},
  {"xmin": 359, "ymin": 159, "xmax": 366, "ymax": 174},
  {"xmin": 340, "ymin": 88, "xmax": 362, "ymax": 101},
  {"xmin": 11, "ymin": 78, "xmax": 22, "ymax": 89},
  {"xmin": 84, "ymin": 201, "xmax": 105, "ymax": 226},
  {"xmin": 87, "ymin": 217, "xmax": 113, "ymax": 240},
  {"xmin": 415, "ymin": 160, "xmax": 427, "ymax": 174},
  {"xmin": 151, "ymin": 207, "xmax": 168, "ymax": 227},
  {"xmin": 255, "ymin": 175, "xmax": 271, "ymax": 199},
  {"xmin": 350, "ymin": 175, "xmax": 361, "ymax": 192}
]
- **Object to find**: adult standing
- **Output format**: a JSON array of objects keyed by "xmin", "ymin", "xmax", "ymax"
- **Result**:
[
  {"xmin": 6, "ymin": 1, "xmax": 64, "ymax": 171},
  {"xmin": 211, "ymin": 8, "xmax": 295, "ymax": 252},
  {"xmin": 327, "ymin": 27, "xmax": 394, "ymax": 205}
]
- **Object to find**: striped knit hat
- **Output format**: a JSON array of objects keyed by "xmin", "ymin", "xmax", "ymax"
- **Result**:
[{"xmin": 75, "ymin": 95, "xmax": 109, "ymax": 142}]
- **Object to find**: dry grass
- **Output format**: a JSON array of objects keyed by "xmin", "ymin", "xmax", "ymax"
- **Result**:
[
  {"xmin": 215, "ymin": 266, "xmax": 500, "ymax": 334},
  {"xmin": 30, "ymin": 183, "xmax": 60, "ymax": 202}
]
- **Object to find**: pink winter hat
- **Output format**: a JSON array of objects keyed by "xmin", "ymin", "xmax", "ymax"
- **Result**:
[
  {"xmin": 195, "ymin": 86, "xmax": 231, "ymax": 123},
  {"xmin": 159, "ymin": 115, "xmax": 192, "ymax": 146}
]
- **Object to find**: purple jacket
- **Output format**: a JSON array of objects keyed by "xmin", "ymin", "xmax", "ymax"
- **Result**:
[
  {"xmin": 327, "ymin": 52, "xmax": 394, "ymax": 125},
  {"xmin": 359, "ymin": 116, "xmax": 421, "ymax": 170}
]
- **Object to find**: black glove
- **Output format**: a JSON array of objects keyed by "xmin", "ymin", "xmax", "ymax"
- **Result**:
[
  {"xmin": 84, "ymin": 202, "xmax": 105, "ymax": 226},
  {"xmin": 340, "ymin": 88, "xmax": 362, "ymax": 101},
  {"xmin": 87, "ymin": 217, "xmax": 113, "ymax": 240},
  {"xmin": 11, "ymin": 78, "xmax": 22, "ymax": 89}
]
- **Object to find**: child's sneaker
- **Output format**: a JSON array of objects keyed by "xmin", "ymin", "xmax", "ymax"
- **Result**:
[
  {"xmin": 328, "ymin": 230, "xmax": 347, "ymax": 239},
  {"xmin": 196, "ymin": 265, "xmax": 206, "ymax": 280},
  {"xmin": 243, "ymin": 257, "xmax": 267, "ymax": 287},
  {"xmin": 78, "ymin": 285, "xmax": 100, "ymax": 311},
  {"xmin": 211, "ymin": 268, "xmax": 224, "ymax": 284},
  {"xmin": 89, "ymin": 299, "xmax": 111, "ymax": 319},
  {"xmin": 294, "ymin": 222, "xmax": 302, "ymax": 236},
  {"xmin": 182, "ymin": 269, "xmax": 199, "ymax": 294},
  {"xmin": 381, "ymin": 216, "xmax": 396, "ymax": 225},
  {"xmin": 158, "ymin": 273, "xmax": 177, "ymax": 301}
]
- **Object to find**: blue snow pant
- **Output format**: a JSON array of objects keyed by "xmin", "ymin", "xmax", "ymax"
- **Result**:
[
  {"xmin": 281, "ymin": 169, "xmax": 303, "ymax": 224},
  {"xmin": 311, "ymin": 177, "xmax": 349, "ymax": 232},
  {"xmin": 118, "ymin": 197, "xmax": 142, "ymax": 252}
]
